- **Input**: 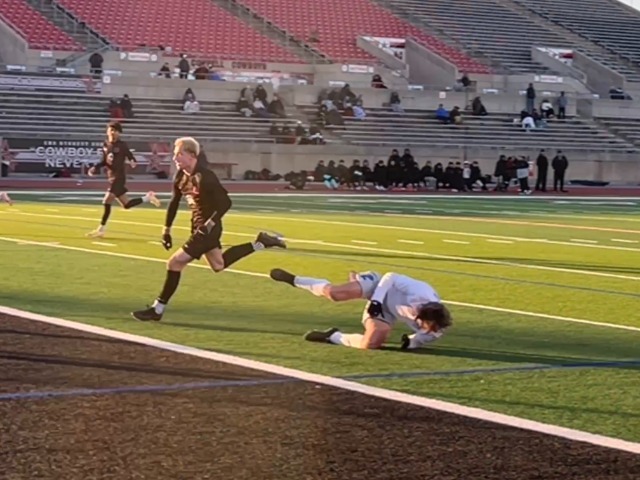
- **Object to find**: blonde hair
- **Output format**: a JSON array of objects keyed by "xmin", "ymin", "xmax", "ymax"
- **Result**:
[{"xmin": 174, "ymin": 136, "xmax": 200, "ymax": 157}]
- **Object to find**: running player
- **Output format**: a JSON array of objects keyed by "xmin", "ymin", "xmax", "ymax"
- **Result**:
[
  {"xmin": 86, "ymin": 121, "xmax": 161, "ymax": 237},
  {"xmin": 0, "ymin": 192, "xmax": 13, "ymax": 205},
  {"xmin": 270, "ymin": 269, "xmax": 452, "ymax": 350},
  {"xmin": 131, "ymin": 136, "xmax": 286, "ymax": 321}
]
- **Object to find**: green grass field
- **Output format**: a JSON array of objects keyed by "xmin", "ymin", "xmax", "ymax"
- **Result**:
[{"xmin": 1, "ymin": 191, "xmax": 639, "ymax": 442}]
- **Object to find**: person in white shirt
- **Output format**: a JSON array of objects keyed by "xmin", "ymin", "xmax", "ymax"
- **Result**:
[{"xmin": 270, "ymin": 268, "xmax": 452, "ymax": 350}]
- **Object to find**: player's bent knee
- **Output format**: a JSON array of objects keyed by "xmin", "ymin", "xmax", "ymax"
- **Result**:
[{"xmin": 211, "ymin": 262, "xmax": 225, "ymax": 273}]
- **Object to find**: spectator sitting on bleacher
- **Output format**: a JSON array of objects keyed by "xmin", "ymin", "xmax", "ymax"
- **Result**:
[
  {"xmin": 449, "ymin": 106, "xmax": 463, "ymax": 125},
  {"xmin": 532, "ymin": 108, "xmax": 546, "ymax": 128},
  {"xmin": 253, "ymin": 98, "xmax": 271, "ymax": 118},
  {"xmin": 307, "ymin": 126, "xmax": 325, "ymax": 145},
  {"xmin": 471, "ymin": 96, "xmax": 488, "ymax": 116},
  {"xmin": 237, "ymin": 87, "xmax": 253, "ymax": 117},
  {"xmin": 389, "ymin": 91, "xmax": 404, "ymax": 113},
  {"xmin": 313, "ymin": 160, "xmax": 326, "ymax": 181},
  {"xmin": 159, "ymin": 62, "xmax": 171, "ymax": 79},
  {"xmin": 435, "ymin": 104, "xmax": 449, "ymax": 123},
  {"xmin": 267, "ymin": 94, "xmax": 286, "ymax": 118},
  {"xmin": 120, "ymin": 94, "xmax": 134, "ymax": 119},
  {"xmin": 540, "ymin": 99, "xmax": 555, "ymax": 119},
  {"xmin": 193, "ymin": 62, "xmax": 209, "ymax": 80},
  {"xmin": 183, "ymin": 90, "xmax": 200, "ymax": 114},
  {"xmin": 254, "ymin": 85, "xmax": 268, "ymax": 104},
  {"xmin": 520, "ymin": 110, "xmax": 535, "ymax": 130},
  {"xmin": 371, "ymin": 74, "xmax": 387, "ymax": 89},
  {"xmin": 373, "ymin": 160, "xmax": 388, "ymax": 190},
  {"xmin": 108, "ymin": 97, "xmax": 123, "ymax": 119},
  {"xmin": 471, "ymin": 161, "xmax": 488, "ymax": 191},
  {"xmin": 295, "ymin": 121, "xmax": 306, "ymax": 138},
  {"xmin": 339, "ymin": 84, "xmax": 357, "ymax": 108}
]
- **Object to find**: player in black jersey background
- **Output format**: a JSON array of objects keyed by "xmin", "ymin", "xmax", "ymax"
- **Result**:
[
  {"xmin": 131, "ymin": 136, "xmax": 286, "ymax": 321},
  {"xmin": 86, "ymin": 122, "xmax": 161, "ymax": 238}
]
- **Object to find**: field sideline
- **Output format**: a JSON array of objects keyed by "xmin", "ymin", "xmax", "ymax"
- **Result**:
[{"xmin": 1, "ymin": 191, "xmax": 639, "ymax": 446}]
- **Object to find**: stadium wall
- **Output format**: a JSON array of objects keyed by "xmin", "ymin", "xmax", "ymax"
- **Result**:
[
  {"xmin": 572, "ymin": 51, "xmax": 626, "ymax": 96},
  {"xmin": 0, "ymin": 19, "xmax": 28, "ymax": 65},
  {"xmin": 197, "ymin": 143, "xmax": 639, "ymax": 184},
  {"xmin": 404, "ymin": 38, "xmax": 457, "ymax": 87}
]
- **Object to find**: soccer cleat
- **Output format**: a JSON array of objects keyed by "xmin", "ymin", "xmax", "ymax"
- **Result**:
[
  {"xmin": 257, "ymin": 231, "xmax": 287, "ymax": 249},
  {"xmin": 270, "ymin": 268, "xmax": 295, "ymax": 286},
  {"xmin": 86, "ymin": 227, "xmax": 105, "ymax": 238},
  {"xmin": 303, "ymin": 327, "xmax": 339, "ymax": 344},
  {"xmin": 131, "ymin": 306, "xmax": 163, "ymax": 322},
  {"xmin": 147, "ymin": 191, "xmax": 161, "ymax": 207},
  {"xmin": 400, "ymin": 334, "xmax": 410, "ymax": 350}
]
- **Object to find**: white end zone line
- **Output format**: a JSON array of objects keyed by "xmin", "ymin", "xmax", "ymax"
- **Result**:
[{"xmin": 0, "ymin": 304, "xmax": 638, "ymax": 455}]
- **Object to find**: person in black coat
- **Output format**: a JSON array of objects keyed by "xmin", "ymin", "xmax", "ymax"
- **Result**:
[{"xmin": 535, "ymin": 149, "xmax": 548, "ymax": 192}]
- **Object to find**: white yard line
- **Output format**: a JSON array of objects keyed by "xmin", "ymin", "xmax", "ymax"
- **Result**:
[
  {"xmin": 6, "ymin": 211, "xmax": 639, "ymax": 282},
  {"xmin": 92, "ymin": 241, "xmax": 116, "ymax": 247},
  {"xmin": 443, "ymin": 240, "xmax": 470, "ymax": 245},
  {"xmin": 1, "ymin": 235, "xmax": 639, "ymax": 335},
  {"xmin": 398, "ymin": 239, "xmax": 424, "ymax": 245}
]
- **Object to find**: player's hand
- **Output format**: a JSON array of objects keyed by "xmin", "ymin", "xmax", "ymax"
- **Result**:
[
  {"xmin": 161, "ymin": 232, "xmax": 172, "ymax": 250},
  {"xmin": 129, "ymin": 161, "xmax": 137, "ymax": 169},
  {"xmin": 367, "ymin": 300, "xmax": 384, "ymax": 319}
]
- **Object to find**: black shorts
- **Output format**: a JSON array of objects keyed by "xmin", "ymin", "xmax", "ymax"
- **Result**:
[
  {"xmin": 108, "ymin": 179, "xmax": 128, "ymax": 197},
  {"xmin": 182, "ymin": 222, "xmax": 223, "ymax": 260}
]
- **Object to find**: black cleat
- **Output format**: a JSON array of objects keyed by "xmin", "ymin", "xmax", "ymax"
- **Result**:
[
  {"xmin": 303, "ymin": 327, "xmax": 339, "ymax": 344},
  {"xmin": 131, "ymin": 306, "xmax": 162, "ymax": 322},
  {"xmin": 400, "ymin": 334, "xmax": 410, "ymax": 350},
  {"xmin": 270, "ymin": 268, "xmax": 296, "ymax": 286},
  {"xmin": 257, "ymin": 231, "xmax": 287, "ymax": 249}
]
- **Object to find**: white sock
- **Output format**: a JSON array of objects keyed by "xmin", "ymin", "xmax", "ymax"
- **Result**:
[
  {"xmin": 293, "ymin": 276, "xmax": 329, "ymax": 296},
  {"xmin": 329, "ymin": 331, "xmax": 364, "ymax": 348},
  {"xmin": 142, "ymin": 192, "xmax": 151, "ymax": 203},
  {"xmin": 252, "ymin": 241, "xmax": 264, "ymax": 251},
  {"xmin": 152, "ymin": 299, "xmax": 165, "ymax": 314}
]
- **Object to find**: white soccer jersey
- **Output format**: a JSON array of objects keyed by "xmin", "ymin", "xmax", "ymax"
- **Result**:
[{"xmin": 370, "ymin": 272, "xmax": 446, "ymax": 348}]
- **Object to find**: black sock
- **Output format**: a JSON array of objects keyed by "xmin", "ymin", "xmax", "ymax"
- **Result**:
[
  {"xmin": 101, "ymin": 204, "xmax": 112, "ymax": 226},
  {"xmin": 157, "ymin": 270, "xmax": 181, "ymax": 304},
  {"xmin": 221, "ymin": 243, "xmax": 255, "ymax": 269},
  {"xmin": 124, "ymin": 198, "xmax": 143, "ymax": 209}
]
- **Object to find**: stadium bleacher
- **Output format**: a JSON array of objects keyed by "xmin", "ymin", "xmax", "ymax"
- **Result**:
[
  {"xmin": 0, "ymin": 90, "xmax": 298, "ymax": 143},
  {"xmin": 54, "ymin": 0, "xmax": 302, "ymax": 62},
  {"xmin": 513, "ymin": 0, "xmax": 640, "ymax": 72},
  {"xmin": 237, "ymin": 0, "xmax": 490, "ymax": 72},
  {"xmin": 0, "ymin": 0, "xmax": 82, "ymax": 51},
  {"xmin": 298, "ymin": 105, "xmax": 637, "ymax": 152},
  {"xmin": 597, "ymin": 117, "xmax": 640, "ymax": 147}
]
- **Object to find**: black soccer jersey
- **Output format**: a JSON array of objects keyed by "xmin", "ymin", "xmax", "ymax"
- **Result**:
[
  {"xmin": 172, "ymin": 163, "xmax": 232, "ymax": 228},
  {"xmin": 96, "ymin": 140, "xmax": 135, "ymax": 183}
]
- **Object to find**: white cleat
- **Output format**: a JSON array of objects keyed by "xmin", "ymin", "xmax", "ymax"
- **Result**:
[
  {"xmin": 147, "ymin": 191, "xmax": 161, "ymax": 207},
  {"xmin": 86, "ymin": 228, "xmax": 105, "ymax": 238}
]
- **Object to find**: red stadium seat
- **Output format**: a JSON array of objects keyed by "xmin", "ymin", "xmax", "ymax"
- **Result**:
[
  {"xmin": 0, "ymin": 0, "xmax": 82, "ymax": 51},
  {"xmin": 55, "ymin": 0, "xmax": 303, "ymax": 63}
]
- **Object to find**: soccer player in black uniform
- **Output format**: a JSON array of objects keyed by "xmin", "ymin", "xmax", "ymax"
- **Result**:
[
  {"xmin": 131, "ymin": 136, "xmax": 286, "ymax": 321},
  {"xmin": 86, "ymin": 121, "xmax": 161, "ymax": 237}
]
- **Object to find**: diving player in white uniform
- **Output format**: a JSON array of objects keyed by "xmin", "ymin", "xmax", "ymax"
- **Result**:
[{"xmin": 270, "ymin": 268, "xmax": 452, "ymax": 350}]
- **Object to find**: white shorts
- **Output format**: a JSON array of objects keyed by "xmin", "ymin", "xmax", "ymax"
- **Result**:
[
  {"xmin": 353, "ymin": 271, "xmax": 381, "ymax": 299},
  {"xmin": 353, "ymin": 271, "xmax": 395, "ymax": 326}
]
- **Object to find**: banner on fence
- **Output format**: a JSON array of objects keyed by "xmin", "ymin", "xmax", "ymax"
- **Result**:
[{"xmin": 2, "ymin": 138, "xmax": 172, "ymax": 175}]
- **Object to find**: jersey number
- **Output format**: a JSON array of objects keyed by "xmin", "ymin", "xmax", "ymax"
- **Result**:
[{"xmin": 360, "ymin": 274, "xmax": 375, "ymax": 281}]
